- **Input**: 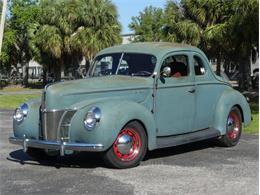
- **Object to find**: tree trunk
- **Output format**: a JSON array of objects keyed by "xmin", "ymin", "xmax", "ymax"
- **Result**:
[
  {"xmin": 238, "ymin": 56, "xmax": 252, "ymax": 91},
  {"xmin": 42, "ymin": 68, "xmax": 47, "ymax": 87},
  {"xmin": 85, "ymin": 59, "xmax": 90, "ymax": 75},
  {"xmin": 216, "ymin": 54, "xmax": 221, "ymax": 76},
  {"xmin": 60, "ymin": 63, "xmax": 65, "ymax": 79},
  {"xmin": 53, "ymin": 65, "xmax": 61, "ymax": 81},
  {"xmin": 22, "ymin": 63, "xmax": 29, "ymax": 86}
]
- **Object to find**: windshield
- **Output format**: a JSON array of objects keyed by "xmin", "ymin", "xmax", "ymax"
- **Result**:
[{"xmin": 90, "ymin": 53, "xmax": 157, "ymax": 77}]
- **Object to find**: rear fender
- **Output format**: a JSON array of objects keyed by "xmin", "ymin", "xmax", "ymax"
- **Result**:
[{"xmin": 212, "ymin": 89, "xmax": 251, "ymax": 135}]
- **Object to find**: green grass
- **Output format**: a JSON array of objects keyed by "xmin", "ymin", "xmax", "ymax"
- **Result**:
[
  {"xmin": 244, "ymin": 102, "xmax": 259, "ymax": 135},
  {"xmin": 0, "ymin": 94, "xmax": 41, "ymax": 109},
  {"xmin": 0, "ymin": 86, "xmax": 41, "ymax": 92}
]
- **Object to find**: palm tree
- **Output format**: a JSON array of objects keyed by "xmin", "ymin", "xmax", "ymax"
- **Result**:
[
  {"xmin": 29, "ymin": 0, "xmax": 121, "ymax": 81},
  {"xmin": 164, "ymin": 0, "xmax": 231, "ymax": 75},
  {"xmin": 70, "ymin": 0, "xmax": 121, "ymax": 62},
  {"xmin": 227, "ymin": 0, "xmax": 259, "ymax": 89}
]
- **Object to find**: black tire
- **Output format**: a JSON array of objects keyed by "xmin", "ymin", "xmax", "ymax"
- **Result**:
[
  {"xmin": 103, "ymin": 121, "xmax": 147, "ymax": 169},
  {"xmin": 218, "ymin": 107, "xmax": 242, "ymax": 147}
]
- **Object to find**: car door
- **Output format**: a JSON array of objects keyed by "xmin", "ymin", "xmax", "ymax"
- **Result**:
[
  {"xmin": 192, "ymin": 52, "xmax": 224, "ymax": 131},
  {"xmin": 155, "ymin": 52, "xmax": 196, "ymax": 136}
]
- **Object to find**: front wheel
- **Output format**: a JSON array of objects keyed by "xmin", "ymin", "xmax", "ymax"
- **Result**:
[
  {"xmin": 218, "ymin": 107, "xmax": 242, "ymax": 147},
  {"xmin": 103, "ymin": 121, "xmax": 147, "ymax": 169}
]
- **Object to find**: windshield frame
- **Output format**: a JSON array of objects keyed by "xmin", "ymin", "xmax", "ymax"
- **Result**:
[{"xmin": 89, "ymin": 52, "xmax": 157, "ymax": 77}]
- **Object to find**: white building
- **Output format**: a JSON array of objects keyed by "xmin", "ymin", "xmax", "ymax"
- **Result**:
[{"xmin": 121, "ymin": 33, "xmax": 135, "ymax": 44}]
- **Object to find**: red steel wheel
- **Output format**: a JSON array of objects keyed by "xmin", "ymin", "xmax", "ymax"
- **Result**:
[
  {"xmin": 227, "ymin": 111, "xmax": 241, "ymax": 140},
  {"xmin": 113, "ymin": 128, "xmax": 142, "ymax": 162},
  {"xmin": 104, "ymin": 121, "xmax": 147, "ymax": 168},
  {"xmin": 218, "ymin": 107, "xmax": 242, "ymax": 147}
]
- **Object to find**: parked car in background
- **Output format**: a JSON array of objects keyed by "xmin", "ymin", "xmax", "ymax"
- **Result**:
[
  {"xmin": 251, "ymin": 57, "xmax": 259, "ymax": 89},
  {"xmin": 9, "ymin": 42, "xmax": 251, "ymax": 168}
]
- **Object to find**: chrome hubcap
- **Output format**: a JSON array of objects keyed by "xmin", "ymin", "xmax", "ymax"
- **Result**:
[
  {"xmin": 113, "ymin": 128, "xmax": 142, "ymax": 161},
  {"xmin": 117, "ymin": 134, "xmax": 133, "ymax": 155},
  {"xmin": 227, "ymin": 111, "xmax": 240, "ymax": 140},
  {"xmin": 227, "ymin": 117, "xmax": 236, "ymax": 132}
]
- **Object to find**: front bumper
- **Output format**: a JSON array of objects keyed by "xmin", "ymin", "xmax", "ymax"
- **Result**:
[{"xmin": 9, "ymin": 137, "xmax": 104, "ymax": 156}]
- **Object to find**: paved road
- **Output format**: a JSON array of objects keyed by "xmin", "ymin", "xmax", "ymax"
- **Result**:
[{"xmin": 0, "ymin": 110, "xmax": 258, "ymax": 195}]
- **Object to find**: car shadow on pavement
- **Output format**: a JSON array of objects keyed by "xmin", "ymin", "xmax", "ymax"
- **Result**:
[
  {"xmin": 144, "ymin": 138, "xmax": 218, "ymax": 161},
  {"xmin": 7, "ymin": 139, "xmax": 218, "ymax": 168},
  {"xmin": 7, "ymin": 149, "xmax": 106, "ymax": 169}
]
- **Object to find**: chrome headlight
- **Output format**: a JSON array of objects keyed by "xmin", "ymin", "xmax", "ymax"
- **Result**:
[
  {"xmin": 13, "ymin": 103, "xmax": 29, "ymax": 122},
  {"xmin": 83, "ymin": 106, "xmax": 101, "ymax": 130}
]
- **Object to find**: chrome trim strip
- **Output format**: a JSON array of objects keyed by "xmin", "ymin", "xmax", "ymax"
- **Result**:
[
  {"xmin": 195, "ymin": 82, "xmax": 230, "ymax": 86},
  {"xmin": 41, "ymin": 108, "xmax": 77, "ymax": 113},
  {"xmin": 115, "ymin": 52, "xmax": 124, "ymax": 74},
  {"xmin": 9, "ymin": 137, "xmax": 104, "ymax": 156},
  {"xmin": 157, "ymin": 83, "xmax": 194, "ymax": 89},
  {"xmin": 157, "ymin": 81, "xmax": 229, "ymax": 89},
  {"xmin": 62, "ymin": 87, "xmax": 152, "ymax": 96}
]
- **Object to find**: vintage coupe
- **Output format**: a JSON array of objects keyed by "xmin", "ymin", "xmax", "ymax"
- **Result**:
[{"xmin": 9, "ymin": 42, "xmax": 251, "ymax": 168}]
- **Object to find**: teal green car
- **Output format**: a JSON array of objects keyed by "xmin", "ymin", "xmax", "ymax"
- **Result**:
[{"xmin": 9, "ymin": 42, "xmax": 251, "ymax": 168}]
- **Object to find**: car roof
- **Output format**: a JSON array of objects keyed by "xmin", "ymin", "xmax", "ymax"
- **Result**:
[{"xmin": 97, "ymin": 42, "xmax": 204, "ymax": 59}]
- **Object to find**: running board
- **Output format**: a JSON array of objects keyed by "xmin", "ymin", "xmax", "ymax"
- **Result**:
[{"xmin": 156, "ymin": 128, "xmax": 220, "ymax": 149}]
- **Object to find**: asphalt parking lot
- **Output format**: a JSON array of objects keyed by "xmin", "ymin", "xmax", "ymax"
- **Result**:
[{"xmin": 0, "ymin": 109, "xmax": 258, "ymax": 195}]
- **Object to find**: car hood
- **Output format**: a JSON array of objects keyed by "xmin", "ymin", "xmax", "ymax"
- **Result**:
[{"xmin": 44, "ymin": 75, "xmax": 152, "ymax": 110}]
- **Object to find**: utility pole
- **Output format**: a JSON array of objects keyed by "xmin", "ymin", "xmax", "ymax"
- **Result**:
[{"xmin": 0, "ymin": 0, "xmax": 7, "ymax": 54}]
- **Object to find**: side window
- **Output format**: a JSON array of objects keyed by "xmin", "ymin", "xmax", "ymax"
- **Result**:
[
  {"xmin": 193, "ymin": 56, "xmax": 206, "ymax": 76},
  {"xmin": 161, "ymin": 55, "xmax": 189, "ymax": 78}
]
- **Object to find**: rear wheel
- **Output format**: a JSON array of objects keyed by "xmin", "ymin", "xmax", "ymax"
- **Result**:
[
  {"xmin": 103, "ymin": 121, "xmax": 147, "ymax": 168},
  {"xmin": 218, "ymin": 107, "xmax": 242, "ymax": 147}
]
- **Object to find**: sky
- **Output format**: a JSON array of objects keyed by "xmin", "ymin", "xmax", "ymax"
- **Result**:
[{"xmin": 112, "ymin": 0, "xmax": 166, "ymax": 34}]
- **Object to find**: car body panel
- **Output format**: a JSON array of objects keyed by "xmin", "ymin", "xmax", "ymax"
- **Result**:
[
  {"xmin": 13, "ymin": 98, "xmax": 41, "ymax": 139},
  {"xmin": 10, "ymin": 42, "xmax": 251, "ymax": 154}
]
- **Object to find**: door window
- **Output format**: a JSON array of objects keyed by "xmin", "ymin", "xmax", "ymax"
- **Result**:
[
  {"xmin": 161, "ymin": 55, "xmax": 189, "ymax": 78},
  {"xmin": 193, "ymin": 56, "xmax": 206, "ymax": 76}
]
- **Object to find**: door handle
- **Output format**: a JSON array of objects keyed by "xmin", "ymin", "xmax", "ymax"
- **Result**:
[{"xmin": 188, "ymin": 88, "xmax": 196, "ymax": 93}]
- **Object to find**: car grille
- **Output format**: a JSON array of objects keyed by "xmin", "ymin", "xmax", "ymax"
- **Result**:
[{"xmin": 40, "ymin": 109, "xmax": 76, "ymax": 141}]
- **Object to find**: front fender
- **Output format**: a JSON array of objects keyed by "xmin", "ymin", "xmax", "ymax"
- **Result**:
[
  {"xmin": 212, "ymin": 89, "xmax": 251, "ymax": 135},
  {"xmin": 13, "ymin": 98, "xmax": 41, "ymax": 139},
  {"xmin": 69, "ymin": 100, "xmax": 157, "ymax": 151}
]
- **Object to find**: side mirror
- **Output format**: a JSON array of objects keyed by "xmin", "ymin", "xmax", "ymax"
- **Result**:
[{"xmin": 161, "ymin": 66, "xmax": 171, "ymax": 77}]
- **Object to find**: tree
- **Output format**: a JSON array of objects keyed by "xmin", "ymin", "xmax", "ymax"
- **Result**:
[
  {"xmin": 163, "ymin": 1, "xmax": 201, "ymax": 45},
  {"xmin": 0, "ymin": 1, "xmax": 2, "ymax": 18},
  {"xmin": 29, "ymin": 0, "xmax": 121, "ymax": 81},
  {"xmin": 129, "ymin": 6, "xmax": 164, "ymax": 42},
  {"xmin": 164, "ymin": 0, "xmax": 233, "ymax": 75},
  {"xmin": 3, "ymin": 0, "xmax": 40, "ymax": 85},
  {"xmin": 130, "ymin": 0, "xmax": 259, "ymax": 90},
  {"xmin": 226, "ymin": 0, "xmax": 259, "ymax": 90}
]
